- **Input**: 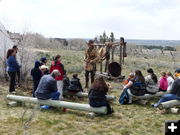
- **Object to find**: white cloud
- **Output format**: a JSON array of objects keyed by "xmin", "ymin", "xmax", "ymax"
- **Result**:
[{"xmin": 0, "ymin": 0, "xmax": 180, "ymax": 39}]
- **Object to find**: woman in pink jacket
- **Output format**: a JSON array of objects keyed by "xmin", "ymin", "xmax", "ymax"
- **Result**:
[{"xmin": 159, "ymin": 71, "xmax": 168, "ymax": 92}]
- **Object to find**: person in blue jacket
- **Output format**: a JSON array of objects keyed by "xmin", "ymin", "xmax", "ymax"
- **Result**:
[
  {"xmin": 31, "ymin": 61, "xmax": 42, "ymax": 97},
  {"xmin": 6, "ymin": 49, "xmax": 21, "ymax": 93}
]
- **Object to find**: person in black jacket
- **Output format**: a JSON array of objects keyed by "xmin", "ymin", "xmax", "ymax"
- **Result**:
[
  {"xmin": 67, "ymin": 74, "xmax": 83, "ymax": 92},
  {"xmin": 88, "ymin": 76, "xmax": 113, "ymax": 114},
  {"xmin": 152, "ymin": 68, "xmax": 180, "ymax": 107},
  {"xmin": 31, "ymin": 61, "xmax": 42, "ymax": 97}
]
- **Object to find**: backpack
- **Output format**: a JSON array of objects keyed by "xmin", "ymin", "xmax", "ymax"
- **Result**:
[
  {"xmin": 130, "ymin": 82, "xmax": 146, "ymax": 96},
  {"xmin": 119, "ymin": 88, "xmax": 129, "ymax": 104}
]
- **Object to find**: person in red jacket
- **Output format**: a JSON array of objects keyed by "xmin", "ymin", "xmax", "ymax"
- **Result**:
[{"xmin": 50, "ymin": 54, "xmax": 65, "ymax": 99}]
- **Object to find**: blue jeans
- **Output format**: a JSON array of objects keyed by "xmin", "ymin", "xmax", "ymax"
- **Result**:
[
  {"xmin": 40, "ymin": 91, "xmax": 60, "ymax": 109},
  {"xmin": 153, "ymin": 94, "xmax": 180, "ymax": 107},
  {"xmin": 49, "ymin": 91, "xmax": 60, "ymax": 100}
]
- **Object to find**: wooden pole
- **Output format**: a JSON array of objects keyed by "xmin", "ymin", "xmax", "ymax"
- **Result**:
[
  {"xmin": 128, "ymin": 91, "xmax": 168, "ymax": 99},
  {"xmin": 158, "ymin": 100, "xmax": 180, "ymax": 110},
  {"xmin": 64, "ymin": 91, "xmax": 116, "ymax": 100},
  {"xmin": 7, "ymin": 95, "xmax": 107, "ymax": 114}
]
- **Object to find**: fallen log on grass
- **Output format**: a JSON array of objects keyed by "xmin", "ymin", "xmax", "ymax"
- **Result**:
[
  {"xmin": 64, "ymin": 91, "xmax": 116, "ymax": 101},
  {"xmin": 128, "ymin": 91, "xmax": 168, "ymax": 99},
  {"xmin": 6, "ymin": 95, "xmax": 107, "ymax": 114},
  {"xmin": 158, "ymin": 100, "xmax": 180, "ymax": 110}
]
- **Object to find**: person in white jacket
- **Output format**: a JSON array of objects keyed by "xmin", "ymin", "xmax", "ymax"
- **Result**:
[{"xmin": 167, "ymin": 72, "xmax": 174, "ymax": 91}]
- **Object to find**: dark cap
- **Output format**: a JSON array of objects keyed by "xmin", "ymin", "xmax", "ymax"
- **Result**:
[
  {"xmin": 175, "ymin": 68, "xmax": 180, "ymax": 73},
  {"xmin": 88, "ymin": 40, "xmax": 94, "ymax": 45},
  {"xmin": 40, "ymin": 57, "xmax": 47, "ymax": 63}
]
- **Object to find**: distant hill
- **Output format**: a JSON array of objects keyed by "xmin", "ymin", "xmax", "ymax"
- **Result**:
[
  {"xmin": 67, "ymin": 38, "xmax": 180, "ymax": 46},
  {"xmin": 125, "ymin": 39, "xmax": 180, "ymax": 46}
]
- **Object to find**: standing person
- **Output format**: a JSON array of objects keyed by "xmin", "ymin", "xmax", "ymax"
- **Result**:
[
  {"xmin": 12, "ymin": 45, "xmax": 20, "ymax": 87},
  {"xmin": 35, "ymin": 70, "xmax": 61, "ymax": 109},
  {"xmin": 31, "ymin": 61, "xmax": 42, "ymax": 97},
  {"xmin": 145, "ymin": 68, "xmax": 159, "ymax": 94},
  {"xmin": 152, "ymin": 69, "xmax": 180, "ymax": 107},
  {"xmin": 124, "ymin": 70, "xmax": 146, "ymax": 103},
  {"xmin": 166, "ymin": 72, "xmax": 174, "ymax": 91},
  {"xmin": 40, "ymin": 57, "xmax": 49, "ymax": 75},
  {"xmin": 88, "ymin": 76, "xmax": 114, "ymax": 115},
  {"xmin": 50, "ymin": 54, "xmax": 65, "ymax": 100},
  {"xmin": 40, "ymin": 57, "xmax": 47, "ymax": 65},
  {"xmin": 6, "ymin": 49, "xmax": 21, "ymax": 93},
  {"xmin": 84, "ymin": 40, "xmax": 100, "ymax": 88},
  {"xmin": 158, "ymin": 71, "xmax": 168, "ymax": 92}
]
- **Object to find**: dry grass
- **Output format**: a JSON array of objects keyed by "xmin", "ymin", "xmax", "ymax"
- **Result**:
[{"xmin": 1, "ymin": 48, "xmax": 180, "ymax": 135}]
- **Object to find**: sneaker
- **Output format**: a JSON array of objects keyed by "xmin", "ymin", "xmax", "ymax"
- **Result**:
[
  {"xmin": 40, "ymin": 105, "xmax": 50, "ymax": 109},
  {"xmin": 11, "ymin": 91, "xmax": 16, "ymax": 94},
  {"xmin": 63, "ymin": 108, "xmax": 67, "ymax": 112},
  {"xmin": 151, "ymin": 103, "xmax": 158, "ymax": 108}
]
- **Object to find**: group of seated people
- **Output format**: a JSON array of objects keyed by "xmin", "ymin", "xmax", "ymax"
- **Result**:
[
  {"xmin": 30, "ymin": 56, "xmax": 114, "ymax": 114},
  {"xmin": 31, "ymin": 55, "xmax": 180, "ymax": 114},
  {"xmin": 122, "ymin": 68, "xmax": 180, "ymax": 107}
]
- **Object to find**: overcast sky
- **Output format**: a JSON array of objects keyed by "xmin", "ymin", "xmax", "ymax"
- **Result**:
[{"xmin": 0, "ymin": 0, "xmax": 180, "ymax": 40}]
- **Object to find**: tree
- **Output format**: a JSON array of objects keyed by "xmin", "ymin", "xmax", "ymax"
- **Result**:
[{"xmin": 110, "ymin": 32, "xmax": 115, "ymax": 42}]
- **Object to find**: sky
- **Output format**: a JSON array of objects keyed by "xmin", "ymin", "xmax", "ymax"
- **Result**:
[{"xmin": 0, "ymin": 0, "xmax": 180, "ymax": 40}]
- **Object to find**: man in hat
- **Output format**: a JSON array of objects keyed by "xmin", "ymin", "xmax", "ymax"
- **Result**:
[
  {"xmin": 152, "ymin": 68, "xmax": 180, "ymax": 107},
  {"xmin": 84, "ymin": 40, "xmax": 100, "ymax": 88}
]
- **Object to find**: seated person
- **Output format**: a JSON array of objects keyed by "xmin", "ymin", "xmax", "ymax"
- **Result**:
[
  {"xmin": 158, "ymin": 71, "xmax": 168, "ymax": 92},
  {"xmin": 35, "ymin": 70, "xmax": 61, "ymax": 109},
  {"xmin": 67, "ymin": 74, "xmax": 83, "ymax": 92},
  {"xmin": 62, "ymin": 72, "xmax": 70, "ymax": 91},
  {"xmin": 152, "ymin": 69, "xmax": 180, "ymax": 107},
  {"xmin": 31, "ymin": 61, "xmax": 42, "ymax": 97},
  {"xmin": 145, "ymin": 68, "xmax": 159, "ymax": 94},
  {"xmin": 88, "ymin": 76, "xmax": 113, "ymax": 115},
  {"xmin": 123, "ymin": 72, "xmax": 134, "ymax": 85},
  {"xmin": 167, "ymin": 72, "xmax": 174, "ymax": 91},
  {"xmin": 124, "ymin": 70, "xmax": 146, "ymax": 103}
]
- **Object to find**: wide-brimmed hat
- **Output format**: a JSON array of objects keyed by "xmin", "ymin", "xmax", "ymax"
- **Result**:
[
  {"xmin": 175, "ymin": 68, "xmax": 180, "ymax": 73},
  {"xmin": 87, "ymin": 40, "xmax": 94, "ymax": 45}
]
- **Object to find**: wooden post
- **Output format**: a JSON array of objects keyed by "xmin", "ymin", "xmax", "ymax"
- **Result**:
[
  {"xmin": 7, "ymin": 95, "xmax": 107, "ymax": 114},
  {"xmin": 119, "ymin": 44, "xmax": 122, "ymax": 66},
  {"xmin": 111, "ymin": 46, "xmax": 114, "ymax": 62}
]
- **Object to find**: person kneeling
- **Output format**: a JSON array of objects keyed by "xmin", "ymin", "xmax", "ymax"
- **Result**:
[
  {"xmin": 88, "ymin": 76, "xmax": 113, "ymax": 115},
  {"xmin": 35, "ymin": 70, "xmax": 61, "ymax": 109}
]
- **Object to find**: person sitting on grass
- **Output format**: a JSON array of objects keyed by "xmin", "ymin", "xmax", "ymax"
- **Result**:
[
  {"xmin": 124, "ymin": 70, "xmax": 146, "ymax": 104},
  {"xmin": 151, "ymin": 68, "xmax": 180, "ymax": 107},
  {"xmin": 145, "ymin": 68, "xmax": 159, "ymax": 94},
  {"xmin": 67, "ymin": 74, "xmax": 83, "ymax": 93},
  {"xmin": 123, "ymin": 72, "xmax": 134, "ymax": 85},
  {"xmin": 88, "ymin": 76, "xmax": 114, "ymax": 115},
  {"xmin": 31, "ymin": 60, "xmax": 42, "ymax": 97},
  {"xmin": 166, "ymin": 71, "xmax": 174, "ymax": 92},
  {"xmin": 35, "ymin": 70, "xmax": 61, "ymax": 109},
  {"xmin": 158, "ymin": 71, "xmax": 168, "ymax": 92}
]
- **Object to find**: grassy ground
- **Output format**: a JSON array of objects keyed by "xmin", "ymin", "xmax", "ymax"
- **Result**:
[{"xmin": 1, "ymin": 48, "xmax": 180, "ymax": 135}]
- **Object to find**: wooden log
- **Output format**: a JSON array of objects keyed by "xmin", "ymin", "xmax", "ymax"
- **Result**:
[
  {"xmin": 6, "ymin": 95, "xmax": 107, "ymax": 114},
  {"xmin": 64, "ymin": 91, "xmax": 116, "ymax": 101},
  {"xmin": 128, "ymin": 91, "xmax": 168, "ymax": 99},
  {"xmin": 158, "ymin": 100, "xmax": 180, "ymax": 110}
]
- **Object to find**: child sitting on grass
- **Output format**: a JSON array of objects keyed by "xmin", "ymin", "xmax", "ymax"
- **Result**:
[{"xmin": 67, "ymin": 74, "xmax": 83, "ymax": 92}]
